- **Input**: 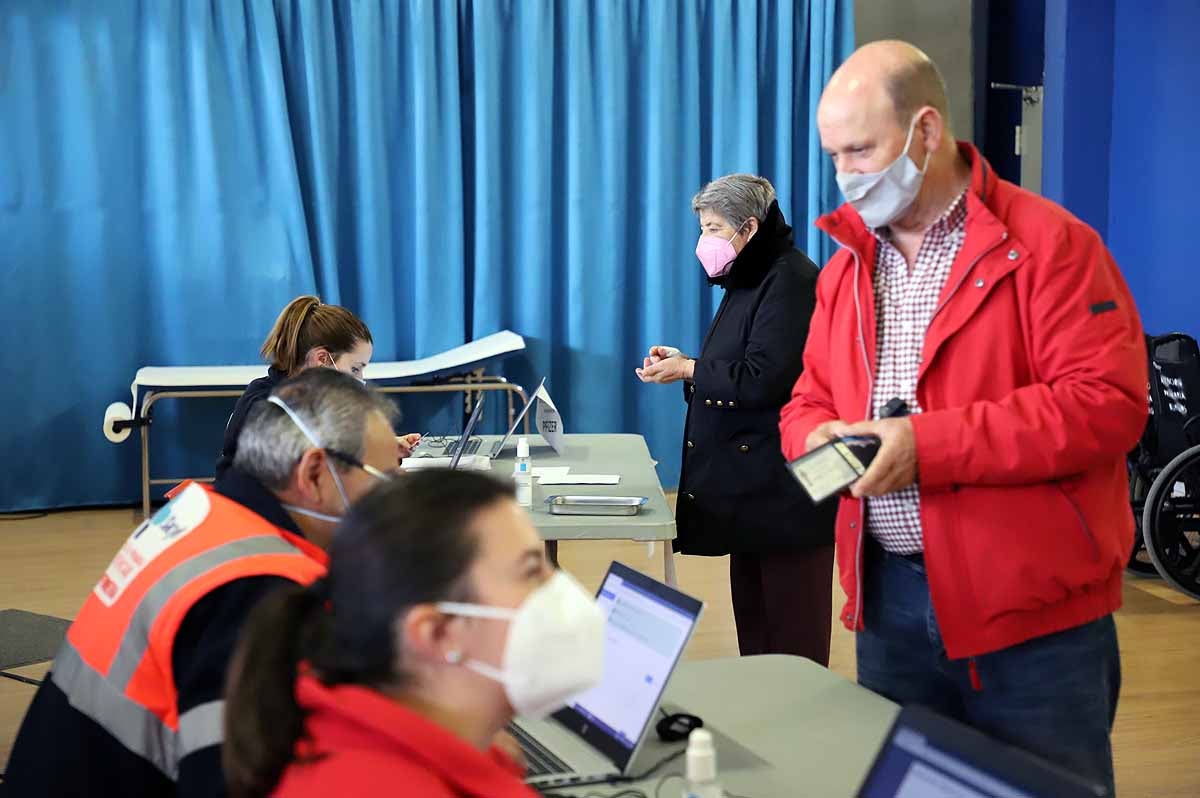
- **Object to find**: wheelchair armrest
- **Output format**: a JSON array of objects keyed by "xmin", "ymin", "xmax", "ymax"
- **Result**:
[{"xmin": 1184, "ymin": 415, "xmax": 1200, "ymax": 447}]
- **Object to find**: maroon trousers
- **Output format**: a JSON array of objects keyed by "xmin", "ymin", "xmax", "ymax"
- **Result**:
[{"xmin": 728, "ymin": 544, "xmax": 835, "ymax": 665}]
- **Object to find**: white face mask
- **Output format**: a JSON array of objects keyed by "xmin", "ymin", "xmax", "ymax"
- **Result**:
[
  {"xmin": 836, "ymin": 113, "xmax": 930, "ymax": 229},
  {"xmin": 268, "ymin": 395, "xmax": 388, "ymax": 523},
  {"xmin": 438, "ymin": 570, "xmax": 606, "ymax": 719}
]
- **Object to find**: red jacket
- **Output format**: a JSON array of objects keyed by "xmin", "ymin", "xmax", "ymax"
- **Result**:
[
  {"xmin": 779, "ymin": 143, "xmax": 1147, "ymax": 659},
  {"xmin": 273, "ymin": 676, "xmax": 536, "ymax": 798}
]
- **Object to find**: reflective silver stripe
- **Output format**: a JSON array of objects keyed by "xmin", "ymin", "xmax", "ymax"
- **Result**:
[
  {"xmin": 108, "ymin": 535, "xmax": 302, "ymax": 690},
  {"xmin": 178, "ymin": 700, "xmax": 224, "ymax": 759},
  {"xmin": 52, "ymin": 639, "xmax": 181, "ymax": 778}
]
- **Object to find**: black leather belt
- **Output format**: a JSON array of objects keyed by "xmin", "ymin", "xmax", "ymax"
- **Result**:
[{"xmin": 866, "ymin": 536, "xmax": 924, "ymax": 564}]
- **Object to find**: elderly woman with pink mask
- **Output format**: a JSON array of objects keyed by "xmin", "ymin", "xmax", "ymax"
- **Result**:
[{"xmin": 636, "ymin": 174, "xmax": 836, "ymax": 664}]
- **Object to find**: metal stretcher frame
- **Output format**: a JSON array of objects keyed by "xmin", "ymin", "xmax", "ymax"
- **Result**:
[
  {"xmin": 115, "ymin": 332, "xmax": 531, "ymax": 517},
  {"xmin": 135, "ymin": 371, "xmax": 529, "ymax": 517}
]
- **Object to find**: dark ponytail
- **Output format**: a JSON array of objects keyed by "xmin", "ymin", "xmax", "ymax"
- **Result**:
[
  {"xmin": 223, "ymin": 580, "xmax": 329, "ymax": 798},
  {"xmin": 223, "ymin": 471, "xmax": 515, "ymax": 797}
]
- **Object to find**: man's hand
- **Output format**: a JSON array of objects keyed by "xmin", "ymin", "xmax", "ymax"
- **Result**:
[
  {"xmin": 636, "ymin": 345, "xmax": 694, "ymax": 384},
  {"xmin": 805, "ymin": 419, "xmax": 855, "ymax": 452},
  {"xmin": 839, "ymin": 417, "xmax": 918, "ymax": 498},
  {"xmin": 397, "ymin": 433, "xmax": 421, "ymax": 459}
]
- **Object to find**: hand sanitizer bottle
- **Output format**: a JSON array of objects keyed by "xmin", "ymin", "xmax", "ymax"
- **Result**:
[
  {"xmin": 514, "ymin": 437, "xmax": 533, "ymax": 508},
  {"xmin": 683, "ymin": 728, "xmax": 724, "ymax": 798}
]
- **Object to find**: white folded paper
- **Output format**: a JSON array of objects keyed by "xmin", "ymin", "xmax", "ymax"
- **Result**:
[
  {"xmin": 537, "ymin": 474, "xmax": 620, "ymax": 485},
  {"xmin": 400, "ymin": 454, "xmax": 493, "ymax": 471},
  {"xmin": 534, "ymin": 382, "xmax": 566, "ymax": 455}
]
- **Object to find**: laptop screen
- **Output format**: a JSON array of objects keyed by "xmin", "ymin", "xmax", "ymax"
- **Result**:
[
  {"xmin": 448, "ymin": 398, "xmax": 486, "ymax": 469},
  {"xmin": 857, "ymin": 706, "xmax": 1108, "ymax": 798},
  {"xmin": 550, "ymin": 562, "xmax": 703, "ymax": 772}
]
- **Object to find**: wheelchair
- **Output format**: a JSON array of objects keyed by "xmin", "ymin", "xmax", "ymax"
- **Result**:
[{"xmin": 1127, "ymin": 333, "xmax": 1200, "ymax": 600}]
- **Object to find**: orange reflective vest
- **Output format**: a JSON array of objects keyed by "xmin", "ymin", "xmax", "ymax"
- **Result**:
[{"xmin": 50, "ymin": 482, "xmax": 327, "ymax": 779}]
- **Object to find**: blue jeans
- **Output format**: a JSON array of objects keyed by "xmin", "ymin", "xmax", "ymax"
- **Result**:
[{"xmin": 856, "ymin": 540, "xmax": 1121, "ymax": 795}]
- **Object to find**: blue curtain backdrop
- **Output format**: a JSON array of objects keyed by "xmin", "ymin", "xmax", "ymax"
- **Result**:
[{"xmin": 0, "ymin": 0, "xmax": 853, "ymax": 511}]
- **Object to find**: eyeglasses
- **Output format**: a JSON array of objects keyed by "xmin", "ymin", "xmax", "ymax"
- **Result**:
[{"xmin": 324, "ymin": 448, "xmax": 395, "ymax": 481}]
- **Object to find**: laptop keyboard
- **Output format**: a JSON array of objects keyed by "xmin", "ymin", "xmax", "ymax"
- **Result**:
[
  {"xmin": 507, "ymin": 723, "xmax": 572, "ymax": 777},
  {"xmin": 445, "ymin": 437, "xmax": 483, "ymax": 456}
]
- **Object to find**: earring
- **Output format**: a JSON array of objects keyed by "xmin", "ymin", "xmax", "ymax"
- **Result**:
[{"xmin": 445, "ymin": 650, "xmax": 462, "ymax": 664}]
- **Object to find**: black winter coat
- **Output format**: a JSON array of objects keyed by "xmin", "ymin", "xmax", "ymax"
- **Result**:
[{"xmin": 674, "ymin": 201, "xmax": 836, "ymax": 555}]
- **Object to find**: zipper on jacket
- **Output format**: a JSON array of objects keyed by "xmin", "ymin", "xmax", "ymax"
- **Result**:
[
  {"xmin": 851, "ymin": 251, "xmax": 872, "ymax": 630},
  {"xmin": 840, "ymin": 226, "xmax": 1009, "ymax": 629},
  {"xmin": 841, "ymin": 241, "xmax": 874, "ymax": 631}
]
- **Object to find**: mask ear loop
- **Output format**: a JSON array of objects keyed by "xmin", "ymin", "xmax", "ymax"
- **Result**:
[
  {"xmin": 906, "ymin": 109, "xmax": 933, "ymax": 174},
  {"xmin": 268, "ymin": 395, "xmax": 352, "ymax": 510}
]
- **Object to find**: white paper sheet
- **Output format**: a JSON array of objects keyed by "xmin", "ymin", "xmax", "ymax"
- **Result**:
[
  {"xmin": 400, "ymin": 455, "xmax": 493, "ymax": 471},
  {"xmin": 536, "ymin": 474, "xmax": 620, "ymax": 485},
  {"xmin": 534, "ymin": 382, "xmax": 566, "ymax": 455}
]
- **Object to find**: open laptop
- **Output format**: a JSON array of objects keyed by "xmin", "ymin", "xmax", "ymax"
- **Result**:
[
  {"xmin": 510, "ymin": 561, "xmax": 704, "ymax": 790},
  {"xmin": 444, "ymin": 398, "xmax": 486, "ymax": 470},
  {"xmin": 419, "ymin": 378, "xmax": 545, "ymax": 460},
  {"xmin": 857, "ymin": 705, "xmax": 1109, "ymax": 798}
]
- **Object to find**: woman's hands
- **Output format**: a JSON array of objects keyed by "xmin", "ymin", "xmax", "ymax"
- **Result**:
[{"xmin": 636, "ymin": 345, "xmax": 695, "ymax": 384}]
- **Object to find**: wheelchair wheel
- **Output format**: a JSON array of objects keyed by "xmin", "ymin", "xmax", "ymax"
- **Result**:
[
  {"xmin": 1127, "ymin": 466, "xmax": 1161, "ymax": 575},
  {"xmin": 1142, "ymin": 444, "xmax": 1200, "ymax": 600}
]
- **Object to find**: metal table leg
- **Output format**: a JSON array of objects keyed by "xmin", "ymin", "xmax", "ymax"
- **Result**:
[{"xmin": 663, "ymin": 544, "xmax": 678, "ymax": 587}]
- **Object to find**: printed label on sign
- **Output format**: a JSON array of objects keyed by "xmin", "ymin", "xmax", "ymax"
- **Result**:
[
  {"xmin": 534, "ymin": 382, "xmax": 566, "ymax": 455},
  {"xmin": 93, "ymin": 485, "xmax": 212, "ymax": 607}
]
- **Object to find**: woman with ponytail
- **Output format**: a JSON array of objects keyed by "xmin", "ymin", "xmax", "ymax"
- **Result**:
[
  {"xmin": 217, "ymin": 296, "xmax": 419, "ymax": 478},
  {"xmin": 223, "ymin": 470, "xmax": 605, "ymax": 798}
]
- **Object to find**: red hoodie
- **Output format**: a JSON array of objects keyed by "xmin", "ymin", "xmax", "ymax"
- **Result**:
[{"xmin": 780, "ymin": 143, "xmax": 1147, "ymax": 659}]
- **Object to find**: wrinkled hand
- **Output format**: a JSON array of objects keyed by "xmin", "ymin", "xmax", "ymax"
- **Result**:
[
  {"xmin": 805, "ymin": 419, "xmax": 855, "ymax": 453},
  {"xmin": 838, "ymin": 417, "xmax": 918, "ymax": 498},
  {"xmin": 397, "ymin": 433, "xmax": 422, "ymax": 459},
  {"xmin": 636, "ymin": 345, "xmax": 694, "ymax": 384},
  {"xmin": 491, "ymin": 729, "xmax": 527, "ymax": 772}
]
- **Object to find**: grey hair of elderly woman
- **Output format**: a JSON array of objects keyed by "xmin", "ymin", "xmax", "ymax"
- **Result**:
[{"xmin": 691, "ymin": 174, "xmax": 777, "ymax": 229}]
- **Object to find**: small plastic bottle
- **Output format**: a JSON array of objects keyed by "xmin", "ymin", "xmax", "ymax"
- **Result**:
[
  {"xmin": 514, "ymin": 437, "xmax": 533, "ymax": 508},
  {"xmin": 683, "ymin": 728, "xmax": 724, "ymax": 798}
]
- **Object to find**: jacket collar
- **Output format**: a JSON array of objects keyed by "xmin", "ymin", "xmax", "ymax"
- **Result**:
[
  {"xmin": 815, "ymin": 141, "xmax": 1004, "ymax": 260},
  {"xmin": 711, "ymin": 200, "xmax": 794, "ymax": 290},
  {"xmin": 296, "ymin": 676, "xmax": 530, "ymax": 797},
  {"xmin": 214, "ymin": 466, "xmax": 302, "ymax": 537}
]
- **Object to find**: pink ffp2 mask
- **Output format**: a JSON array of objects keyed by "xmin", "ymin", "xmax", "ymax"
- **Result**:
[{"xmin": 695, "ymin": 224, "xmax": 744, "ymax": 278}]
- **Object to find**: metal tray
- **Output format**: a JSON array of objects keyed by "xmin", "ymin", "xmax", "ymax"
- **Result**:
[{"xmin": 545, "ymin": 495, "xmax": 649, "ymax": 516}]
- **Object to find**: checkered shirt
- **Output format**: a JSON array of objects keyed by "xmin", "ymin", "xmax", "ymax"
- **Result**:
[{"xmin": 866, "ymin": 192, "xmax": 968, "ymax": 554}]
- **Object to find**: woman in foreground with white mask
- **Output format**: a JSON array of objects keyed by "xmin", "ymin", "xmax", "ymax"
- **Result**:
[{"xmin": 222, "ymin": 470, "xmax": 604, "ymax": 798}]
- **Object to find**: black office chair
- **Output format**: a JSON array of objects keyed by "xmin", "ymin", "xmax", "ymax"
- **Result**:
[{"xmin": 1127, "ymin": 333, "xmax": 1200, "ymax": 599}]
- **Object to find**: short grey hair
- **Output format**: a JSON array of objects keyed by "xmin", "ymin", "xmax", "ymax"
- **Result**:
[
  {"xmin": 885, "ymin": 53, "xmax": 952, "ymax": 132},
  {"xmin": 234, "ymin": 368, "xmax": 399, "ymax": 491},
  {"xmin": 691, "ymin": 174, "xmax": 776, "ymax": 230}
]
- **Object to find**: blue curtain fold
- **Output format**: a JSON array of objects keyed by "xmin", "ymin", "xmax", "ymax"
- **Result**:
[{"xmin": 0, "ymin": 0, "xmax": 853, "ymax": 511}]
